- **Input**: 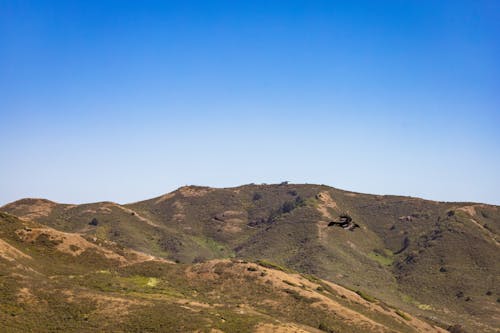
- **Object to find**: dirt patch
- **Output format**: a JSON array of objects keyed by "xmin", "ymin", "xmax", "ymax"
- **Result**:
[
  {"xmin": 98, "ymin": 206, "xmax": 113, "ymax": 214},
  {"xmin": 457, "ymin": 205, "xmax": 478, "ymax": 217},
  {"xmin": 457, "ymin": 204, "xmax": 491, "ymax": 217},
  {"xmin": 316, "ymin": 192, "xmax": 337, "ymax": 219},
  {"xmin": 316, "ymin": 221, "xmax": 330, "ymax": 242},
  {"xmin": 221, "ymin": 210, "xmax": 244, "ymax": 217},
  {"xmin": 17, "ymin": 287, "xmax": 41, "ymax": 305},
  {"xmin": 13, "ymin": 227, "xmax": 170, "ymax": 265},
  {"xmin": 222, "ymin": 223, "xmax": 243, "ymax": 233},
  {"xmin": 316, "ymin": 192, "xmax": 339, "ymax": 241},
  {"xmin": 16, "ymin": 227, "xmax": 126, "ymax": 261}
]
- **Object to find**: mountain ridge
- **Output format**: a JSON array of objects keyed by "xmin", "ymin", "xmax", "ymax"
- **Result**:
[
  {"xmin": 3, "ymin": 183, "xmax": 496, "ymax": 208},
  {"xmin": 1, "ymin": 183, "xmax": 498, "ymax": 332}
]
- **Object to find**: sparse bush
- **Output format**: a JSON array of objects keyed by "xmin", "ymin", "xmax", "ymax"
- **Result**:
[
  {"xmin": 281, "ymin": 201, "xmax": 296, "ymax": 214},
  {"xmin": 267, "ymin": 197, "xmax": 306, "ymax": 222},
  {"xmin": 301, "ymin": 273, "xmax": 321, "ymax": 284},
  {"xmin": 395, "ymin": 309, "xmax": 410, "ymax": 321},
  {"xmin": 252, "ymin": 193, "xmax": 262, "ymax": 201},
  {"xmin": 356, "ymin": 290, "xmax": 376, "ymax": 303},
  {"xmin": 257, "ymin": 259, "xmax": 283, "ymax": 270},
  {"xmin": 69, "ymin": 244, "xmax": 80, "ymax": 252},
  {"xmin": 192, "ymin": 256, "xmax": 207, "ymax": 263},
  {"xmin": 256, "ymin": 260, "xmax": 294, "ymax": 273},
  {"xmin": 447, "ymin": 324, "xmax": 468, "ymax": 333},
  {"xmin": 318, "ymin": 322, "xmax": 336, "ymax": 332}
]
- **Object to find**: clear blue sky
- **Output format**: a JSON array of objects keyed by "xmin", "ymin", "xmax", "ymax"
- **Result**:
[{"xmin": 1, "ymin": 1, "xmax": 499, "ymax": 205}]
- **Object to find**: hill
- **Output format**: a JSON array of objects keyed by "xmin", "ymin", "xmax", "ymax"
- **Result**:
[
  {"xmin": 0, "ymin": 211, "xmax": 449, "ymax": 332},
  {"xmin": 2, "ymin": 184, "xmax": 499, "ymax": 332}
]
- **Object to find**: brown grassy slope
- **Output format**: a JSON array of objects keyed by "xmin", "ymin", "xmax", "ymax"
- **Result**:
[
  {"xmin": 2, "ymin": 183, "xmax": 499, "ymax": 332},
  {"xmin": 0, "ymin": 212, "xmax": 448, "ymax": 333}
]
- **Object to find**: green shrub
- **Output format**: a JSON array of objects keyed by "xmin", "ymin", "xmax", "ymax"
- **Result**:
[
  {"xmin": 356, "ymin": 290, "xmax": 376, "ymax": 303},
  {"xmin": 318, "ymin": 322, "xmax": 336, "ymax": 332},
  {"xmin": 252, "ymin": 193, "xmax": 262, "ymax": 201},
  {"xmin": 395, "ymin": 309, "xmax": 410, "ymax": 321},
  {"xmin": 256, "ymin": 260, "xmax": 294, "ymax": 273}
]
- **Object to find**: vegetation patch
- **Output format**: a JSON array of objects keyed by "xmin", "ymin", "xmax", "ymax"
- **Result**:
[
  {"xmin": 301, "ymin": 273, "xmax": 322, "ymax": 284},
  {"xmin": 95, "ymin": 225, "xmax": 110, "ymax": 240},
  {"xmin": 417, "ymin": 304, "xmax": 432, "ymax": 310},
  {"xmin": 256, "ymin": 260, "xmax": 295, "ymax": 273},
  {"xmin": 318, "ymin": 322, "xmax": 336, "ymax": 333},
  {"xmin": 356, "ymin": 290, "xmax": 377, "ymax": 303},
  {"xmin": 146, "ymin": 277, "xmax": 159, "ymax": 287},
  {"xmin": 368, "ymin": 251, "xmax": 394, "ymax": 266},
  {"xmin": 192, "ymin": 236, "xmax": 232, "ymax": 257},
  {"xmin": 395, "ymin": 309, "xmax": 411, "ymax": 321},
  {"xmin": 267, "ymin": 196, "xmax": 305, "ymax": 222}
]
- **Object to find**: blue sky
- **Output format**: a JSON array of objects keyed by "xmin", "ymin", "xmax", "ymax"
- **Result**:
[{"xmin": 1, "ymin": 0, "xmax": 499, "ymax": 205}]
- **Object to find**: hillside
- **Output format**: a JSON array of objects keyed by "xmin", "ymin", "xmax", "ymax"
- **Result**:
[
  {"xmin": 2, "ymin": 184, "xmax": 499, "ymax": 332},
  {"xmin": 0, "ymin": 211, "xmax": 449, "ymax": 332}
]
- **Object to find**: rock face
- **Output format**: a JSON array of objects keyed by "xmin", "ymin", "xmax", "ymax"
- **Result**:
[{"xmin": 1, "ymin": 183, "xmax": 499, "ymax": 332}]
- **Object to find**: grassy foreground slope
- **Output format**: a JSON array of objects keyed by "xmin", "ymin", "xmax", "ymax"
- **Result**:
[
  {"xmin": 0, "ymin": 212, "xmax": 448, "ymax": 332},
  {"xmin": 2, "ymin": 183, "xmax": 499, "ymax": 332}
]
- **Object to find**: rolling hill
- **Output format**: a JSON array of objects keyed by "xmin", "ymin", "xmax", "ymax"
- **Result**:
[{"xmin": 1, "ymin": 183, "xmax": 499, "ymax": 332}]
